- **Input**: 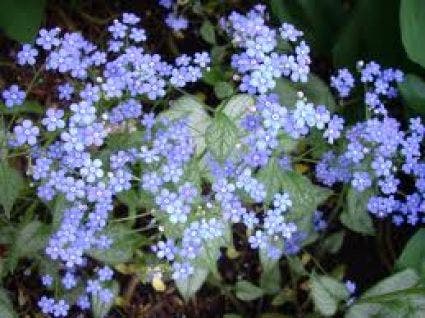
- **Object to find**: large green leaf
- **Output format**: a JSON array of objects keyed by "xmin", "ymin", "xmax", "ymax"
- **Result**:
[
  {"xmin": 400, "ymin": 0, "xmax": 425, "ymax": 68},
  {"xmin": 311, "ymin": 273, "xmax": 349, "ymax": 316},
  {"xmin": 269, "ymin": 0, "xmax": 345, "ymax": 55},
  {"xmin": 175, "ymin": 267, "xmax": 209, "ymax": 301},
  {"xmin": 0, "ymin": 289, "xmax": 18, "ymax": 318},
  {"xmin": 273, "ymin": 75, "xmax": 336, "ymax": 110},
  {"xmin": 0, "ymin": 161, "xmax": 24, "ymax": 218},
  {"xmin": 200, "ymin": 20, "xmax": 216, "ymax": 45},
  {"xmin": 279, "ymin": 171, "xmax": 332, "ymax": 221},
  {"xmin": 222, "ymin": 94, "xmax": 255, "ymax": 122},
  {"xmin": 0, "ymin": 0, "xmax": 46, "ymax": 42},
  {"xmin": 214, "ymin": 82, "xmax": 234, "ymax": 99},
  {"xmin": 205, "ymin": 112, "xmax": 239, "ymax": 162},
  {"xmin": 398, "ymin": 74, "xmax": 425, "ymax": 116},
  {"xmin": 260, "ymin": 250, "xmax": 281, "ymax": 295},
  {"xmin": 235, "ymin": 280, "xmax": 264, "ymax": 301},
  {"xmin": 257, "ymin": 157, "xmax": 286, "ymax": 204},
  {"xmin": 4, "ymin": 221, "xmax": 51, "ymax": 273},
  {"xmin": 396, "ymin": 229, "xmax": 425, "ymax": 279},
  {"xmin": 332, "ymin": 0, "xmax": 403, "ymax": 67},
  {"xmin": 88, "ymin": 224, "xmax": 147, "ymax": 265},
  {"xmin": 346, "ymin": 269, "xmax": 425, "ymax": 318},
  {"xmin": 163, "ymin": 95, "xmax": 211, "ymax": 156},
  {"xmin": 340, "ymin": 188, "xmax": 375, "ymax": 235},
  {"xmin": 257, "ymin": 160, "xmax": 331, "ymax": 242}
]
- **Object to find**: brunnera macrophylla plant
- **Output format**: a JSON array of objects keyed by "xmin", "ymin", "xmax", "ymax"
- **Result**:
[{"xmin": 1, "ymin": 3, "xmax": 425, "ymax": 318}]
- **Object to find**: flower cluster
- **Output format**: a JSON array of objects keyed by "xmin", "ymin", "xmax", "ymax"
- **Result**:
[
  {"xmin": 330, "ymin": 62, "xmax": 403, "ymax": 115},
  {"xmin": 3, "ymin": 12, "xmax": 211, "ymax": 317},
  {"xmin": 317, "ymin": 63, "xmax": 425, "ymax": 225},
  {"xmin": 2, "ymin": 3, "xmax": 414, "ymax": 317},
  {"xmin": 223, "ymin": 5, "xmax": 311, "ymax": 94},
  {"xmin": 159, "ymin": 0, "xmax": 189, "ymax": 32}
]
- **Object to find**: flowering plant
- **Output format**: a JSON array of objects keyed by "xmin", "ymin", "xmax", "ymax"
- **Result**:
[{"xmin": 1, "ymin": 1, "xmax": 425, "ymax": 317}]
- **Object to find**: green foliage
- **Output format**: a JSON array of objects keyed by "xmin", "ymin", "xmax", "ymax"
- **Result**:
[
  {"xmin": 0, "ymin": 289, "xmax": 18, "ymax": 318},
  {"xmin": 175, "ymin": 267, "xmax": 209, "ymax": 301},
  {"xmin": 235, "ymin": 280, "xmax": 264, "ymax": 301},
  {"xmin": 346, "ymin": 269, "xmax": 425, "ymax": 318},
  {"xmin": 163, "ymin": 95, "xmax": 211, "ymax": 156},
  {"xmin": 0, "ymin": 160, "xmax": 24, "ymax": 219},
  {"xmin": 310, "ymin": 273, "xmax": 349, "ymax": 316},
  {"xmin": 105, "ymin": 130, "xmax": 145, "ymax": 152},
  {"xmin": 319, "ymin": 231, "xmax": 345, "ymax": 254},
  {"xmin": 222, "ymin": 94, "xmax": 255, "ymax": 122},
  {"xmin": 257, "ymin": 157, "xmax": 286, "ymax": 204},
  {"xmin": 205, "ymin": 112, "xmax": 239, "ymax": 162},
  {"xmin": 398, "ymin": 74, "xmax": 425, "ymax": 116},
  {"xmin": 332, "ymin": 0, "xmax": 403, "ymax": 67},
  {"xmin": 92, "ymin": 281, "xmax": 119, "ymax": 318},
  {"xmin": 0, "ymin": 101, "xmax": 44, "ymax": 115},
  {"xmin": 200, "ymin": 20, "xmax": 216, "ymax": 44},
  {"xmin": 3, "ymin": 221, "xmax": 51, "ymax": 274},
  {"xmin": 88, "ymin": 224, "xmax": 147, "ymax": 265},
  {"xmin": 340, "ymin": 188, "xmax": 375, "ymax": 235},
  {"xmin": 269, "ymin": 0, "xmax": 346, "ymax": 55},
  {"xmin": 273, "ymin": 76, "xmax": 336, "ymax": 111},
  {"xmin": 0, "ymin": 0, "xmax": 46, "ymax": 42},
  {"xmin": 258, "ymin": 158, "xmax": 331, "ymax": 242},
  {"xmin": 396, "ymin": 229, "xmax": 425, "ymax": 279},
  {"xmin": 176, "ymin": 224, "xmax": 231, "ymax": 300},
  {"xmin": 400, "ymin": 0, "xmax": 425, "ymax": 68},
  {"xmin": 260, "ymin": 250, "xmax": 281, "ymax": 295},
  {"xmin": 214, "ymin": 81, "xmax": 234, "ymax": 99}
]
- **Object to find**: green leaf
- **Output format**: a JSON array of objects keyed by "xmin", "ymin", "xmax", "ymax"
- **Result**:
[
  {"xmin": 0, "ymin": 101, "xmax": 43, "ymax": 115},
  {"xmin": 333, "ymin": 0, "xmax": 403, "ymax": 67},
  {"xmin": 273, "ymin": 75, "xmax": 336, "ymax": 111},
  {"xmin": 396, "ymin": 229, "xmax": 425, "ymax": 279},
  {"xmin": 88, "ymin": 224, "xmax": 146, "ymax": 265},
  {"xmin": 203, "ymin": 65, "xmax": 226, "ymax": 85},
  {"xmin": 222, "ymin": 94, "xmax": 255, "ymax": 122},
  {"xmin": 257, "ymin": 157, "xmax": 286, "ymax": 204},
  {"xmin": 214, "ymin": 82, "xmax": 234, "ymax": 99},
  {"xmin": 0, "ymin": 0, "xmax": 46, "ymax": 42},
  {"xmin": 223, "ymin": 315, "xmax": 243, "ymax": 318},
  {"xmin": 211, "ymin": 46, "xmax": 227, "ymax": 65},
  {"xmin": 200, "ymin": 20, "xmax": 216, "ymax": 44},
  {"xmin": 49, "ymin": 195, "xmax": 68, "ymax": 230},
  {"xmin": 105, "ymin": 130, "xmax": 145, "ymax": 152},
  {"xmin": 280, "ymin": 170, "xmax": 331, "ymax": 220},
  {"xmin": 235, "ymin": 280, "xmax": 264, "ymax": 301},
  {"xmin": 320, "ymin": 231, "xmax": 345, "ymax": 254},
  {"xmin": 260, "ymin": 250, "xmax": 281, "ymax": 295},
  {"xmin": 0, "ymin": 289, "xmax": 18, "ymax": 318},
  {"xmin": 346, "ymin": 269, "xmax": 425, "ymax": 318},
  {"xmin": 269, "ymin": 0, "xmax": 345, "ymax": 55},
  {"xmin": 0, "ymin": 160, "xmax": 24, "ymax": 218},
  {"xmin": 340, "ymin": 188, "xmax": 375, "ymax": 235},
  {"xmin": 287, "ymin": 256, "xmax": 308, "ymax": 277},
  {"xmin": 257, "ymin": 159, "xmax": 331, "ymax": 239},
  {"xmin": 310, "ymin": 273, "xmax": 349, "ymax": 316},
  {"xmin": 4, "ymin": 221, "xmax": 51, "ymax": 273},
  {"xmin": 205, "ymin": 112, "xmax": 239, "ymax": 162},
  {"xmin": 163, "ymin": 95, "xmax": 211, "ymax": 155},
  {"xmin": 175, "ymin": 267, "xmax": 209, "ymax": 301},
  {"xmin": 398, "ymin": 74, "xmax": 425, "ymax": 116},
  {"xmin": 400, "ymin": 0, "xmax": 425, "ymax": 68},
  {"xmin": 364, "ymin": 269, "xmax": 419, "ymax": 298},
  {"xmin": 92, "ymin": 281, "xmax": 119, "ymax": 318}
]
